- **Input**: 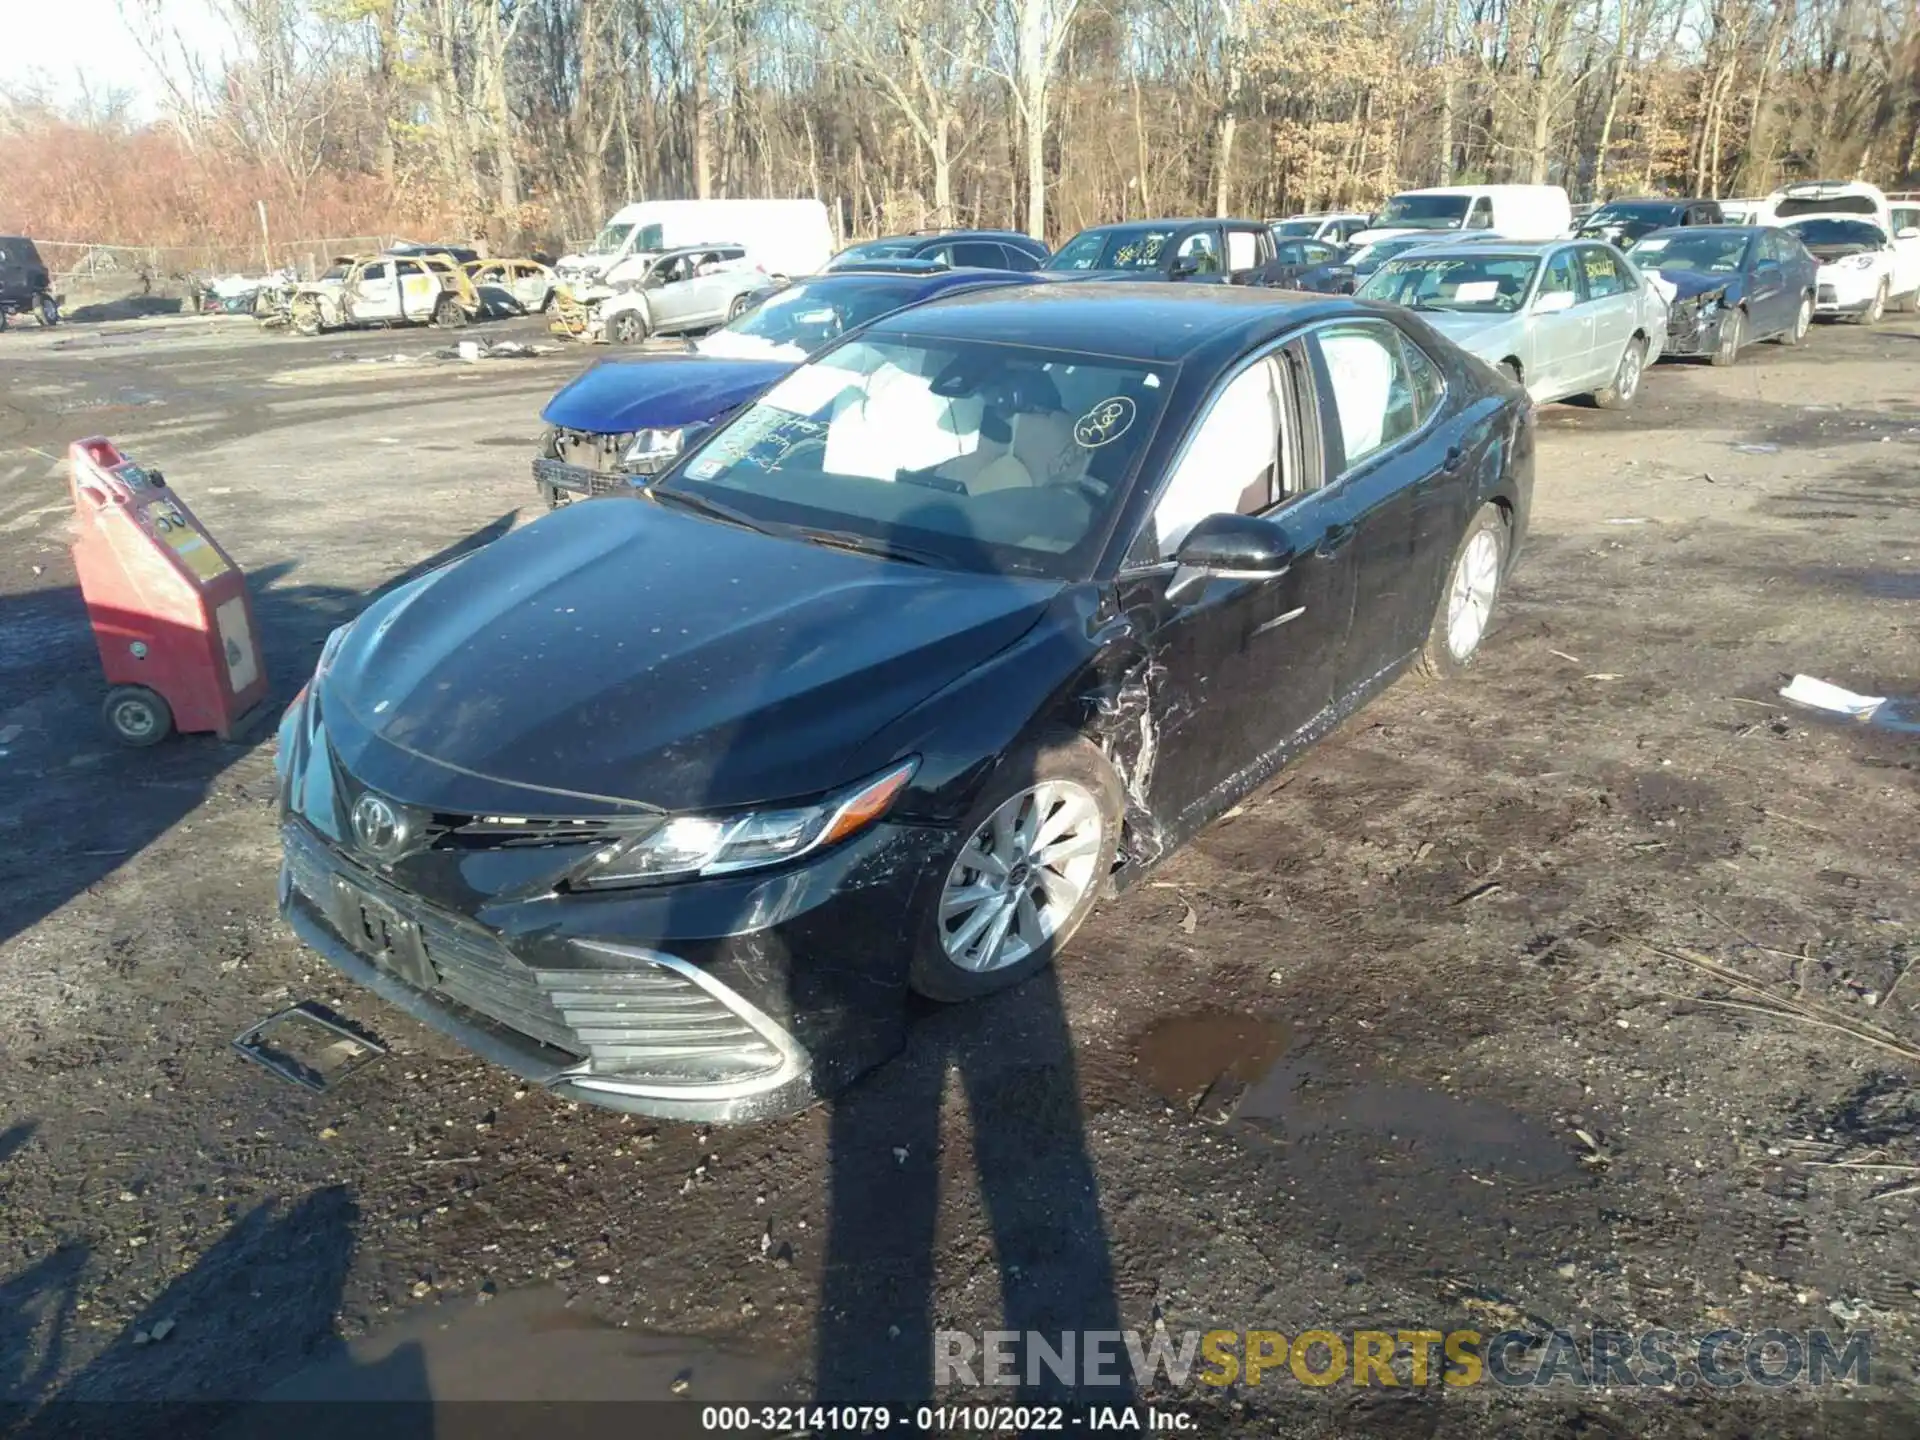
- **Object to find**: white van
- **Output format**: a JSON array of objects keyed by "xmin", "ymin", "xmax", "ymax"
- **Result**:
[
  {"xmin": 1767, "ymin": 180, "xmax": 1901, "ymax": 236},
  {"xmin": 1349, "ymin": 185, "xmax": 1572, "ymax": 247},
  {"xmin": 557, "ymin": 199, "xmax": 833, "ymax": 288}
]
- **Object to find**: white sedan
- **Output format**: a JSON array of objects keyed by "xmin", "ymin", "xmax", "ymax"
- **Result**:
[{"xmin": 1783, "ymin": 216, "xmax": 1920, "ymax": 324}]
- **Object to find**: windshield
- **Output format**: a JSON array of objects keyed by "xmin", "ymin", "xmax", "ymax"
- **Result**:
[
  {"xmin": 1785, "ymin": 219, "xmax": 1886, "ymax": 249},
  {"xmin": 662, "ymin": 336, "xmax": 1169, "ymax": 577},
  {"xmin": 1629, "ymin": 232, "xmax": 1748, "ymax": 272},
  {"xmin": 1358, "ymin": 253, "xmax": 1538, "ymax": 313},
  {"xmin": 1351, "ymin": 237, "xmax": 1435, "ymax": 272},
  {"xmin": 590, "ymin": 222, "xmax": 634, "ymax": 255},
  {"xmin": 1374, "ymin": 195, "xmax": 1472, "ymax": 230},
  {"xmin": 830, "ymin": 239, "xmax": 923, "ymax": 267},
  {"xmin": 1578, "ymin": 204, "xmax": 1678, "ymax": 244},
  {"xmin": 1045, "ymin": 229, "xmax": 1177, "ymax": 271},
  {"xmin": 717, "ymin": 277, "xmax": 939, "ymax": 351},
  {"xmin": 1270, "ymin": 220, "xmax": 1319, "ymax": 238}
]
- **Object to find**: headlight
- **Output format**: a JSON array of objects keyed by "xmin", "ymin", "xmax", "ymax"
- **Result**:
[
  {"xmin": 1844, "ymin": 255, "xmax": 1876, "ymax": 270},
  {"xmin": 313, "ymin": 620, "xmax": 353, "ymax": 681},
  {"xmin": 570, "ymin": 758, "xmax": 918, "ymax": 889},
  {"xmin": 622, "ymin": 428, "xmax": 684, "ymax": 466}
]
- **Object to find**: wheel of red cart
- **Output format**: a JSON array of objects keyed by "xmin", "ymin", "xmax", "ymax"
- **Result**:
[{"xmin": 102, "ymin": 685, "xmax": 175, "ymax": 747}]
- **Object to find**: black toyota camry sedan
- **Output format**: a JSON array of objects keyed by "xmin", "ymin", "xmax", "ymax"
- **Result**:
[{"xmin": 275, "ymin": 284, "xmax": 1534, "ymax": 1122}]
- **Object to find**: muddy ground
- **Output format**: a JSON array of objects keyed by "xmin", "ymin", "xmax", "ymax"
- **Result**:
[{"xmin": 0, "ymin": 306, "xmax": 1917, "ymax": 1437}]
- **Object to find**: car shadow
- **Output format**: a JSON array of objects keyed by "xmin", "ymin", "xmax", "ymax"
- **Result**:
[{"xmin": 0, "ymin": 511, "xmax": 522, "ymax": 954}]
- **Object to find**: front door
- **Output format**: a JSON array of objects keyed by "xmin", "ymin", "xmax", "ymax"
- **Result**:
[
  {"xmin": 348, "ymin": 261, "xmax": 399, "ymax": 321},
  {"xmin": 1529, "ymin": 248, "xmax": 1593, "ymax": 399},
  {"xmin": 1575, "ymin": 245, "xmax": 1637, "ymax": 387},
  {"xmin": 646, "ymin": 253, "xmax": 701, "ymax": 331},
  {"xmin": 1116, "ymin": 348, "xmax": 1355, "ymax": 833}
]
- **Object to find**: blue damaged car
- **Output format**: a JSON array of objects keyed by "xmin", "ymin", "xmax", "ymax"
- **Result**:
[{"xmin": 531, "ymin": 264, "xmax": 1037, "ymax": 506}]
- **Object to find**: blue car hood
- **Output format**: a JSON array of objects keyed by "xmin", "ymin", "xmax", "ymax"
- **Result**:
[
  {"xmin": 541, "ymin": 354, "xmax": 793, "ymax": 434},
  {"xmin": 1654, "ymin": 268, "xmax": 1743, "ymax": 301}
]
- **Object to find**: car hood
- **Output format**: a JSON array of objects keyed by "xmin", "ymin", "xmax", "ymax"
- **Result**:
[
  {"xmin": 1405, "ymin": 310, "xmax": 1523, "ymax": 355},
  {"xmin": 322, "ymin": 500, "xmax": 1059, "ymax": 811},
  {"xmin": 1655, "ymin": 268, "xmax": 1742, "ymax": 300},
  {"xmin": 694, "ymin": 330, "xmax": 807, "ymax": 363},
  {"xmin": 1803, "ymin": 242, "xmax": 1880, "ymax": 263},
  {"xmin": 541, "ymin": 355, "xmax": 792, "ymax": 434}
]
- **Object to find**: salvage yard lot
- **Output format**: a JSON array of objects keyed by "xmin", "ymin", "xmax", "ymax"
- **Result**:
[{"xmin": 1, "ymin": 311, "xmax": 1918, "ymax": 1433}]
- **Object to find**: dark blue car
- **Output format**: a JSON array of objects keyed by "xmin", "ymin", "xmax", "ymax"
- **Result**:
[
  {"xmin": 1636, "ymin": 224, "xmax": 1820, "ymax": 365},
  {"xmin": 532, "ymin": 265, "xmax": 1037, "ymax": 506}
]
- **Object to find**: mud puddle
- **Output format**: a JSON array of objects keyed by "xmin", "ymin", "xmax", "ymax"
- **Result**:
[
  {"xmin": 237, "ymin": 1285, "xmax": 797, "ymax": 1413},
  {"xmin": 1135, "ymin": 1012, "xmax": 1577, "ymax": 1186}
]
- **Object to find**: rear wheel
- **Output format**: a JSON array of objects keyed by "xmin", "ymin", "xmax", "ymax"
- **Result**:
[
  {"xmin": 432, "ymin": 295, "xmax": 467, "ymax": 328},
  {"xmin": 1593, "ymin": 337, "xmax": 1646, "ymax": 409},
  {"xmin": 908, "ymin": 732, "xmax": 1122, "ymax": 1002},
  {"xmin": 608, "ymin": 309, "xmax": 648, "ymax": 345},
  {"xmin": 1417, "ymin": 504, "xmax": 1509, "ymax": 680},
  {"xmin": 1855, "ymin": 282, "xmax": 1887, "ymax": 326},
  {"xmin": 1709, "ymin": 308, "xmax": 1744, "ymax": 366},
  {"xmin": 33, "ymin": 293, "xmax": 58, "ymax": 327},
  {"xmin": 103, "ymin": 685, "xmax": 174, "ymax": 747},
  {"xmin": 291, "ymin": 299, "xmax": 323, "ymax": 336},
  {"xmin": 1779, "ymin": 293, "xmax": 1813, "ymax": 346}
]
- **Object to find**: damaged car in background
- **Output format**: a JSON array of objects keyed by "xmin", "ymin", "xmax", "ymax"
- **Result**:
[
  {"xmin": 275, "ymin": 282, "xmax": 1533, "ymax": 1121},
  {"xmin": 531, "ymin": 264, "xmax": 1037, "ymax": 506},
  {"xmin": 1631, "ymin": 225, "xmax": 1818, "ymax": 364},
  {"xmin": 548, "ymin": 244, "xmax": 771, "ymax": 344},
  {"xmin": 282, "ymin": 251, "xmax": 487, "ymax": 334},
  {"xmin": 1358, "ymin": 238, "xmax": 1665, "ymax": 408}
]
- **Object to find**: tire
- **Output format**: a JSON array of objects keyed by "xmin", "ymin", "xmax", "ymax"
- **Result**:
[
  {"xmin": 34, "ymin": 293, "xmax": 58, "ymax": 327},
  {"xmin": 1778, "ymin": 293, "xmax": 1813, "ymax": 346},
  {"xmin": 1417, "ymin": 503, "xmax": 1509, "ymax": 680},
  {"xmin": 727, "ymin": 292, "xmax": 751, "ymax": 321},
  {"xmin": 103, "ymin": 685, "xmax": 174, "ymax": 747},
  {"xmin": 1855, "ymin": 282, "xmax": 1887, "ymax": 326},
  {"xmin": 608, "ymin": 310, "xmax": 648, "ymax": 345},
  {"xmin": 1593, "ymin": 336, "xmax": 1647, "ymax": 409},
  {"xmin": 291, "ymin": 301, "xmax": 322, "ymax": 337},
  {"xmin": 433, "ymin": 295, "xmax": 467, "ymax": 328},
  {"xmin": 908, "ymin": 731, "xmax": 1122, "ymax": 1003},
  {"xmin": 1709, "ymin": 308, "xmax": 1744, "ymax": 367}
]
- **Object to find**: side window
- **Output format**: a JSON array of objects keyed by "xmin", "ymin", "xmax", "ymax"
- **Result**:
[
  {"xmin": 1303, "ymin": 241, "xmax": 1338, "ymax": 264},
  {"xmin": 1539, "ymin": 249, "xmax": 1581, "ymax": 299},
  {"xmin": 923, "ymin": 244, "xmax": 956, "ymax": 266},
  {"xmin": 1398, "ymin": 331, "xmax": 1446, "ymax": 424},
  {"xmin": 1175, "ymin": 230, "xmax": 1221, "ymax": 273},
  {"xmin": 996, "ymin": 244, "xmax": 1039, "ymax": 272},
  {"xmin": 1150, "ymin": 357, "xmax": 1287, "ymax": 557},
  {"xmin": 1893, "ymin": 207, "xmax": 1920, "ymax": 235},
  {"xmin": 1466, "ymin": 197, "xmax": 1494, "ymax": 230},
  {"xmin": 361, "ymin": 261, "xmax": 390, "ymax": 282},
  {"xmin": 1758, "ymin": 233, "xmax": 1784, "ymax": 265},
  {"xmin": 950, "ymin": 241, "xmax": 1003, "ymax": 268},
  {"xmin": 1313, "ymin": 322, "xmax": 1419, "ymax": 471},
  {"xmin": 1582, "ymin": 246, "xmax": 1628, "ymax": 297},
  {"xmin": 1226, "ymin": 229, "xmax": 1260, "ymax": 273}
]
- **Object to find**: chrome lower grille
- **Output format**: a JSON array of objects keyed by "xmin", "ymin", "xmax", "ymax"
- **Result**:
[
  {"xmin": 282, "ymin": 823, "xmax": 580, "ymax": 1055},
  {"xmin": 534, "ymin": 961, "xmax": 788, "ymax": 1087}
]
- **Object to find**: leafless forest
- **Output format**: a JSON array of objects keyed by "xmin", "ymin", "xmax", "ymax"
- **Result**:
[{"xmin": 3, "ymin": 0, "xmax": 1918, "ymax": 258}]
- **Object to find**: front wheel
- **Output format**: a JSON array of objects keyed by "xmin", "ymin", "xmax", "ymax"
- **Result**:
[
  {"xmin": 727, "ymin": 292, "xmax": 751, "ymax": 321},
  {"xmin": 1709, "ymin": 308, "xmax": 1744, "ymax": 367},
  {"xmin": 103, "ymin": 685, "xmax": 174, "ymax": 747},
  {"xmin": 1417, "ymin": 503, "xmax": 1509, "ymax": 680},
  {"xmin": 1779, "ymin": 294, "xmax": 1813, "ymax": 346},
  {"xmin": 290, "ymin": 300, "xmax": 323, "ymax": 336},
  {"xmin": 1855, "ymin": 282, "xmax": 1887, "ymax": 326},
  {"xmin": 608, "ymin": 310, "xmax": 648, "ymax": 345},
  {"xmin": 908, "ymin": 732, "xmax": 1122, "ymax": 1002},
  {"xmin": 1593, "ymin": 337, "xmax": 1646, "ymax": 409}
]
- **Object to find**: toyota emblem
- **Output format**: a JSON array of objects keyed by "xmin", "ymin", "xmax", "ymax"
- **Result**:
[{"xmin": 350, "ymin": 792, "xmax": 409, "ymax": 858}]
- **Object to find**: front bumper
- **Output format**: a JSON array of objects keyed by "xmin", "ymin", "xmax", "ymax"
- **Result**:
[
  {"xmin": 531, "ymin": 432, "xmax": 673, "ymax": 504},
  {"xmin": 1814, "ymin": 272, "xmax": 1879, "ymax": 314},
  {"xmin": 276, "ymin": 804, "xmax": 944, "ymax": 1121},
  {"xmin": 1662, "ymin": 295, "xmax": 1730, "ymax": 356}
]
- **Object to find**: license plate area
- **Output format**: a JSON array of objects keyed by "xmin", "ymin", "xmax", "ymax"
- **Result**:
[{"xmin": 331, "ymin": 876, "xmax": 437, "ymax": 990}]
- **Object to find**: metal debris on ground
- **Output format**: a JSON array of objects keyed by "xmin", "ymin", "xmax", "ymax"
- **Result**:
[
  {"xmin": 231, "ymin": 1001, "xmax": 389, "ymax": 1091},
  {"xmin": 1779, "ymin": 674, "xmax": 1886, "ymax": 721}
]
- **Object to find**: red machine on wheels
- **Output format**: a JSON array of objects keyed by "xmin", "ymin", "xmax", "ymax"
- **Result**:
[{"xmin": 67, "ymin": 437, "xmax": 268, "ymax": 746}]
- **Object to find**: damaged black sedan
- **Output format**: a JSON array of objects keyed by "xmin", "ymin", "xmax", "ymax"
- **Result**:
[{"xmin": 275, "ymin": 284, "xmax": 1534, "ymax": 1121}]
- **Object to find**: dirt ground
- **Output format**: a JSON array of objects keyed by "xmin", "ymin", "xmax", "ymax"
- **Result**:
[{"xmin": 0, "ymin": 305, "xmax": 1917, "ymax": 1437}]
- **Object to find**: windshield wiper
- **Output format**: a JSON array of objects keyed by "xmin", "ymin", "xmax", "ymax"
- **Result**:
[
  {"xmin": 645, "ymin": 484, "xmax": 773, "ymax": 535},
  {"xmin": 792, "ymin": 526, "xmax": 942, "ymax": 567}
]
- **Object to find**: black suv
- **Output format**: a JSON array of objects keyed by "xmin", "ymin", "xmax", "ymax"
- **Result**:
[
  {"xmin": 1575, "ymin": 198, "xmax": 1724, "ymax": 250},
  {"xmin": 0, "ymin": 236, "xmax": 59, "ymax": 329},
  {"xmin": 828, "ymin": 229, "xmax": 1051, "ymax": 272}
]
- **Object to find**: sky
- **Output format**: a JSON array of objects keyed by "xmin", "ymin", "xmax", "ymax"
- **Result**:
[{"xmin": 1, "ymin": 0, "xmax": 231, "ymax": 119}]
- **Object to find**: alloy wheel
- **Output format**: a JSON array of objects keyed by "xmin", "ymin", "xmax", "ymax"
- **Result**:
[
  {"xmin": 1615, "ymin": 342, "xmax": 1643, "ymax": 401},
  {"xmin": 1446, "ymin": 528, "xmax": 1502, "ymax": 661},
  {"xmin": 939, "ymin": 781, "xmax": 1105, "ymax": 973},
  {"xmin": 1794, "ymin": 297, "xmax": 1811, "ymax": 340}
]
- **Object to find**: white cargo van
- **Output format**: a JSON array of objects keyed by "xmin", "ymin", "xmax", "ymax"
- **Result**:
[
  {"xmin": 557, "ymin": 199, "xmax": 833, "ymax": 288},
  {"xmin": 1349, "ymin": 185, "xmax": 1572, "ymax": 247}
]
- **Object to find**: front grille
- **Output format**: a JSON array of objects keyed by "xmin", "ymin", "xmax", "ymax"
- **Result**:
[
  {"xmin": 283, "ymin": 822, "xmax": 581, "ymax": 1054},
  {"xmin": 534, "ymin": 963, "xmax": 788, "ymax": 1087},
  {"xmin": 534, "ymin": 428, "xmax": 670, "ymax": 498},
  {"xmin": 447, "ymin": 814, "xmax": 628, "ymax": 847}
]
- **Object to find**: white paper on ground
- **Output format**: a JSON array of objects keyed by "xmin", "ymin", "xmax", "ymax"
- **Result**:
[{"xmin": 1779, "ymin": 674, "xmax": 1887, "ymax": 719}]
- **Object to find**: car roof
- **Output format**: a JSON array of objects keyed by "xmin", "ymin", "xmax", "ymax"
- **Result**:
[
  {"xmin": 864, "ymin": 281, "xmax": 1352, "ymax": 363},
  {"xmin": 1075, "ymin": 217, "xmax": 1265, "ymax": 233},
  {"xmin": 797, "ymin": 265, "xmax": 1031, "ymax": 292},
  {"xmin": 1642, "ymin": 224, "xmax": 1763, "ymax": 236},
  {"xmin": 1399, "ymin": 238, "xmax": 1569, "ymax": 255},
  {"xmin": 1591, "ymin": 197, "xmax": 1696, "ymax": 209}
]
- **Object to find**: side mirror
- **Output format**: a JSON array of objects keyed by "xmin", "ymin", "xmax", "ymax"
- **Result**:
[
  {"xmin": 1169, "ymin": 255, "xmax": 1201, "ymax": 279},
  {"xmin": 1167, "ymin": 513, "xmax": 1295, "ymax": 604},
  {"xmin": 1533, "ymin": 290, "xmax": 1576, "ymax": 314}
]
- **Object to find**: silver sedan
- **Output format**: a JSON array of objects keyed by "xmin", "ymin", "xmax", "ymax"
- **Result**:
[{"xmin": 1356, "ymin": 238, "xmax": 1668, "ymax": 408}]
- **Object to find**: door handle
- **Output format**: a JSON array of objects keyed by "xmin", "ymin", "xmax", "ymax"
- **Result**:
[{"xmin": 1315, "ymin": 522, "xmax": 1355, "ymax": 556}]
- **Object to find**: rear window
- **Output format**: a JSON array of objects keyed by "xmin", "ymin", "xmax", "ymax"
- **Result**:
[
  {"xmin": 1774, "ymin": 194, "xmax": 1877, "ymax": 219},
  {"xmin": 1785, "ymin": 218, "xmax": 1887, "ymax": 247}
]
